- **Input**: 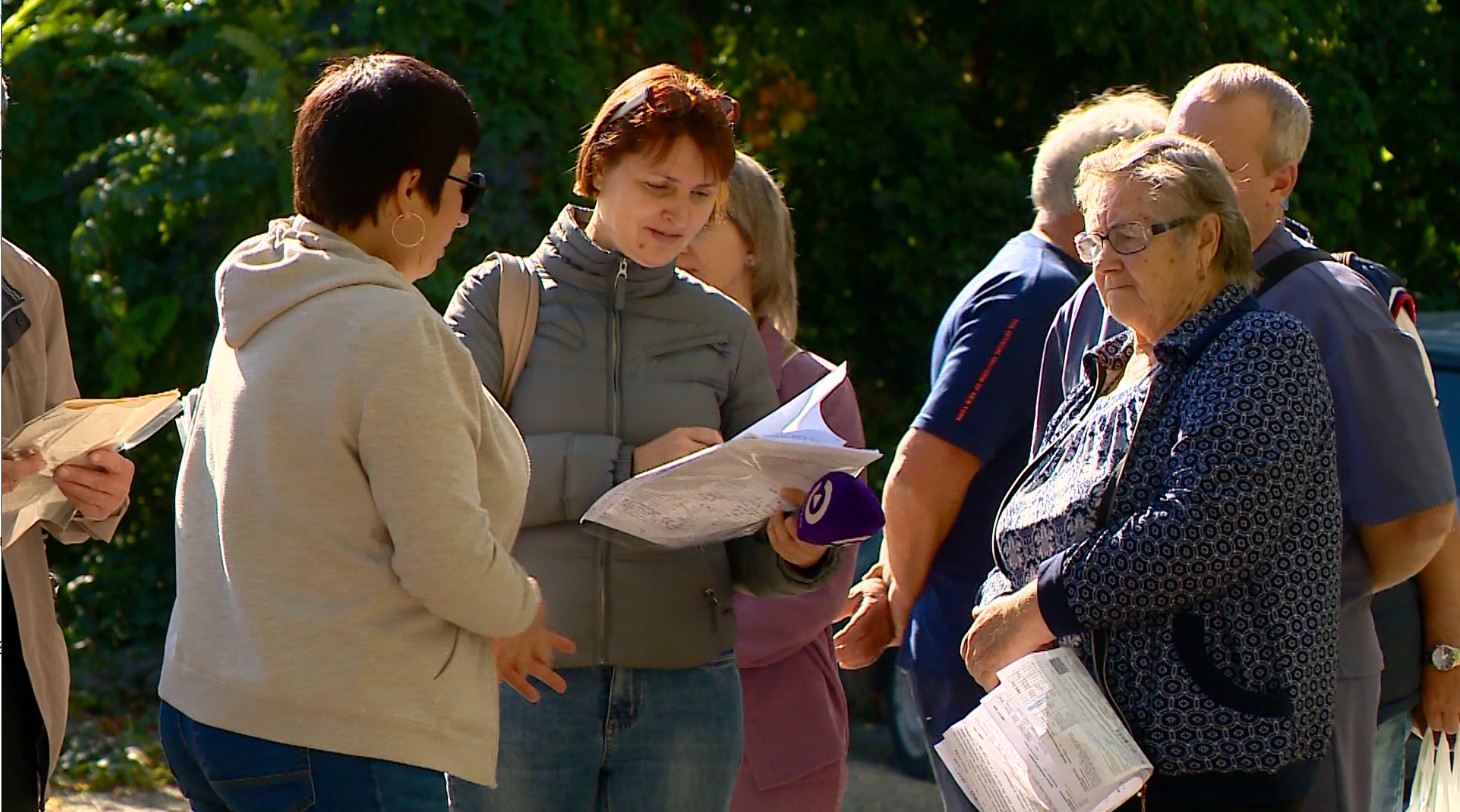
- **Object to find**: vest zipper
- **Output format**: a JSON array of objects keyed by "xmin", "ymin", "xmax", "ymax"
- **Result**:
[
  {"xmin": 705, "ymin": 587, "xmax": 721, "ymax": 634},
  {"xmin": 695, "ymin": 546, "xmax": 722, "ymax": 634},
  {"xmin": 597, "ymin": 258, "xmax": 628, "ymax": 664}
]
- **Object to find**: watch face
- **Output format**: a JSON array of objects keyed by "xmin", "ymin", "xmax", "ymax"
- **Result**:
[{"xmin": 1434, "ymin": 645, "xmax": 1460, "ymax": 672}]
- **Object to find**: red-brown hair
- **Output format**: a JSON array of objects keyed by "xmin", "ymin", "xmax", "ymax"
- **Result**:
[{"xmin": 574, "ymin": 64, "xmax": 737, "ymax": 206}]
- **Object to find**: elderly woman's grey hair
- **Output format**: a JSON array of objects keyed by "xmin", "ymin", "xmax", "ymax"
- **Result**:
[
  {"xmin": 1075, "ymin": 132, "xmax": 1257, "ymax": 290},
  {"xmin": 1030, "ymin": 88, "xmax": 1171, "ymax": 217},
  {"xmin": 1171, "ymin": 63, "xmax": 1312, "ymax": 171},
  {"xmin": 724, "ymin": 151, "xmax": 799, "ymax": 341}
]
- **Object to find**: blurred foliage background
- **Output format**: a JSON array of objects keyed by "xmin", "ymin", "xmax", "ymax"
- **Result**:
[{"xmin": 2, "ymin": 0, "xmax": 1457, "ymax": 789}]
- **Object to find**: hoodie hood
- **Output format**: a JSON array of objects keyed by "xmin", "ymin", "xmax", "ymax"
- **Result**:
[{"xmin": 217, "ymin": 215, "xmax": 416, "ymax": 348}]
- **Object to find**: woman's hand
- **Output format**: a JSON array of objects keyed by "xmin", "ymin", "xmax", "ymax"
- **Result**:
[
  {"xmin": 767, "ymin": 487, "xmax": 829, "ymax": 569},
  {"xmin": 54, "ymin": 448, "xmax": 134, "ymax": 521},
  {"xmin": 495, "ymin": 591, "xmax": 577, "ymax": 703},
  {"xmin": 960, "ymin": 581, "xmax": 1055, "ymax": 690},
  {"xmin": 2, "ymin": 453, "xmax": 44, "ymax": 494},
  {"xmin": 632, "ymin": 426, "xmax": 723, "ymax": 474}
]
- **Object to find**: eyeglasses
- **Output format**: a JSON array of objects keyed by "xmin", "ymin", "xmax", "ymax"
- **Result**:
[
  {"xmin": 445, "ymin": 172, "xmax": 487, "ymax": 214},
  {"xmin": 1074, "ymin": 216, "xmax": 1198, "ymax": 264},
  {"xmin": 606, "ymin": 85, "xmax": 740, "ymax": 128}
]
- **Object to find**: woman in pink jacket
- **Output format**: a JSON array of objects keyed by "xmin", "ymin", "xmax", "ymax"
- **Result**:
[{"xmin": 679, "ymin": 151, "xmax": 866, "ymax": 811}]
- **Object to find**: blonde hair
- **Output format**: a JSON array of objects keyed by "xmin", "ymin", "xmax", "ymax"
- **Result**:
[
  {"xmin": 1076, "ymin": 132, "xmax": 1257, "ymax": 290},
  {"xmin": 1171, "ymin": 63, "xmax": 1312, "ymax": 170},
  {"xmin": 724, "ymin": 152, "xmax": 798, "ymax": 340},
  {"xmin": 1031, "ymin": 88, "xmax": 1170, "ymax": 216}
]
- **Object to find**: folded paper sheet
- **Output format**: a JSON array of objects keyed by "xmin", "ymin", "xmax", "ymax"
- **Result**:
[
  {"xmin": 3, "ymin": 390, "xmax": 182, "ymax": 545},
  {"xmin": 935, "ymin": 647, "xmax": 1153, "ymax": 812},
  {"xmin": 582, "ymin": 364, "xmax": 881, "ymax": 547}
]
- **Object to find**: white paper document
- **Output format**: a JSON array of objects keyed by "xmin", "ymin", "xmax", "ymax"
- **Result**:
[
  {"xmin": 934, "ymin": 647, "xmax": 1153, "ymax": 812},
  {"xmin": 581, "ymin": 364, "xmax": 881, "ymax": 547},
  {"xmin": 3, "ymin": 390, "xmax": 183, "ymax": 545}
]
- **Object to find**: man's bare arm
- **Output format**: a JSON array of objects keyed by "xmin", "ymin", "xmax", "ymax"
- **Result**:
[
  {"xmin": 1360, "ymin": 500, "xmax": 1457, "ymax": 592},
  {"xmin": 882, "ymin": 427, "xmax": 983, "ymax": 630},
  {"xmin": 1415, "ymin": 511, "xmax": 1460, "ymax": 734}
]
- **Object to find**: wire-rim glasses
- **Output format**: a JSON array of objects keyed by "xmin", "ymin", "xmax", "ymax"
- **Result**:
[{"xmin": 1074, "ymin": 215, "xmax": 1198, "ymax": 264}]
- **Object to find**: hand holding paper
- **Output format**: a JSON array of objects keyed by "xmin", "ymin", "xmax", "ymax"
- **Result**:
[
  {"xmin": 581, "ymin": 365, "xmax": 882, "ymax": 547},
  {"xmin": 53, "ymin": 448, "xmax": 135, "ymax": 521},
  {"xmin": 963, "ymin": 581, "xmax": 1057, "ymax": 690},
  {"xmin": 2, "ymin": 454, "xmax": 44, "ymax": 494},
  {"xmin": 935, "ymin": 647, "xmax": 1152, "ymax": 812},
  {"xmin": 633, "ymin": 426, "xmax": 723, "ymax": 474},
  {"xmin": 2, "ymin": 390, "xmax": 181, "ymax": 544}
]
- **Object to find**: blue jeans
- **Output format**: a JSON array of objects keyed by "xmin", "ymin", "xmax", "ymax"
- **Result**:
[
  {"xmin": 908, "ymin": 667, "xmax": 987, "ymax": 812},
  {"xmin": 160, "ymin": 701, "xmax": 471, "ymax": 811},
  {"xmin": 1371, "ymin": 712, "xmax": 1410, "ymax": 812},
  {"xmin": 450, "ymin": 654, "xmax": 744, "ymax": 811}
]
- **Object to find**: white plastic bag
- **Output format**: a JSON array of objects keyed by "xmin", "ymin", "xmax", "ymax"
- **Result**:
[{"xmin": 1408, "ymin": 730, "xmax": 1457, "ymax": 812}]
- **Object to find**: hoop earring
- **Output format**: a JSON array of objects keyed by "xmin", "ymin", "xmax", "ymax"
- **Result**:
[{"xmin": 391, "ymin": 213, "xmax": 426, "ymax": 248}]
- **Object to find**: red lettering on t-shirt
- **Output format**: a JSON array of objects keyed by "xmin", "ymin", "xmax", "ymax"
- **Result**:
[{"xmin": 955, "ymin": 318, "xmax": 1019, "ymax": 422}]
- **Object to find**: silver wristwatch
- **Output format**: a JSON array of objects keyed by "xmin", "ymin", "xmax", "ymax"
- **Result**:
[{"xmin": 1430, "ymin": 643, "xmax": 1460, "ymax": 672}]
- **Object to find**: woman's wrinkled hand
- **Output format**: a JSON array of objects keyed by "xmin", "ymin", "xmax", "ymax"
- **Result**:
[
  {"xmin": 495, "ymin": 591, "xmax": 577, "ymax": 703},
  {"xmin": 767, "ymin": 487, "xmax": 828, "ymax": 569},
  {"xmin": 960, "ymin": 581, "xmax": 1055, "ymax": 690},
  {"xmin": 632, "ymin": 426, "xmax": 723, "ymax": 474}
]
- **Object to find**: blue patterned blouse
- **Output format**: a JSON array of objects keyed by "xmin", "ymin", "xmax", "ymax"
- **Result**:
[{"xmin": 983, "ymin": 285, "xmax": 1343, "ymax": 806}]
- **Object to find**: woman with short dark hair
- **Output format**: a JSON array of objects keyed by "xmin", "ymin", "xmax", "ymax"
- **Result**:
[
  {"xmin": 445, "ymin": 64, "xmax": 844, "ymax": 811},
  {"xmin": 159, "ymin": 54, "xmax": 562, "ymax": 810}
]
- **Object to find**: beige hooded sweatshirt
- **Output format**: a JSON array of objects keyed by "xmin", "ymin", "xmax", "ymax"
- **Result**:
[{"xmin": 159, "ymin": 216, "xmax": 539, "ymax": 787}]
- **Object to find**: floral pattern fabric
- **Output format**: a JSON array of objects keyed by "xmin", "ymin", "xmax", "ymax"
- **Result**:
[{"xmin": 986, "ymin": 285, "xmax": 1343, "ymax": 782}]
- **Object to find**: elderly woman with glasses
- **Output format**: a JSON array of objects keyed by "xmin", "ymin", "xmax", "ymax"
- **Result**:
[
  {"xmin": 963, "ymin": 133, "xmax": 1343, "ymax": 812},
  {"xmin": 160, "ymin": 55, "xmax": 557, "ymax": 809},
  {"xmin": 677, "ymin": 151, "xmax": 867, "ymax": 812},
  {"xmin": 445, "ymin": 65, "xmax": 844, "ymax": 812}
]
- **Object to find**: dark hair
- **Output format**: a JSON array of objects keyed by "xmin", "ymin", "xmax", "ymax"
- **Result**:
[
  {"xmin": 574, "ymin": 64, "xmax": 736, "ymax": 208},
  {"xmin": 292, "ymin": 54, "xmax": 481, "ymax": 231}
]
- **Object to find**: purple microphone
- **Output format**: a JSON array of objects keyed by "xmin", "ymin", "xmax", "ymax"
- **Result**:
[{"xmin": 796, "ymin": 471, "xmax": 885, "ymax": 546}]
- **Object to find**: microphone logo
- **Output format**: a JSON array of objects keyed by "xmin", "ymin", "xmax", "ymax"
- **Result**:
[{"xmin": 805, "ymin": 479, "xmax": 833, "ymax": 525}]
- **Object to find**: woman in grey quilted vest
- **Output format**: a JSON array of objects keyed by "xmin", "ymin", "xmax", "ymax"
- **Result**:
[{"xmin": 445, "ymin": 64, "xmax": 844, "ymax": 812}]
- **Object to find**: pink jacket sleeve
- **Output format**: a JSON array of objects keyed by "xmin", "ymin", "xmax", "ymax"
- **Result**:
[{"xmin": 735, "ymin": 356, "xmax": 868, "ymax": 669}]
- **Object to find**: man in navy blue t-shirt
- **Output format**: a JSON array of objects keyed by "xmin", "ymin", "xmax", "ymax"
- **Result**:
[{"xmin": 834, "ymin": 89, "xmax": 1167, "ymax": 811}]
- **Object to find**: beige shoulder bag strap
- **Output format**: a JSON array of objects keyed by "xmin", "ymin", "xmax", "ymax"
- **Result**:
[{"xmin": 496, "ymin": 253, "xmax": 541, "ymax": 408}]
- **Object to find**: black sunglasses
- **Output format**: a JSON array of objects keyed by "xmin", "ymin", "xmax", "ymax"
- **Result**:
[{"xmin": 445, "ymin": 172, "xmax": 487, "ymax": 214}]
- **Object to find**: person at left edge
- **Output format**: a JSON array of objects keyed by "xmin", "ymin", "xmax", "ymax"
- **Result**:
[
  {"xmin": 158, "ymin": 54, "xmax": 568, "ymax": 811},
  {"xmin": 2, "ymin": 75, "xmax": 137, "ymax": 812},
  {"xmin": 3, "ymin": 237, "xmax": 135, "ymax": 812}
]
